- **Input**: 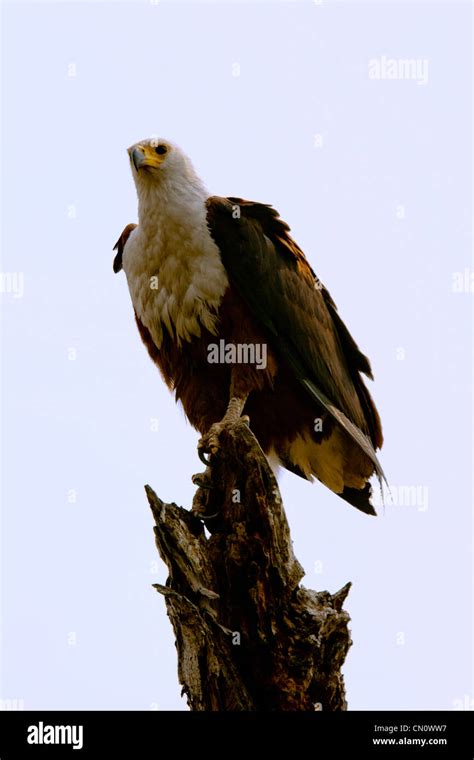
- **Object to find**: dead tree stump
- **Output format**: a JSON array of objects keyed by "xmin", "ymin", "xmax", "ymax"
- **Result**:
[{"xmin": 146, "ymin": 420, "xmax": 352, "ymax": 711}]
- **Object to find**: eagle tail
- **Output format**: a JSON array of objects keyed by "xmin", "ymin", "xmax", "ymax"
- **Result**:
[
  {"xmin": 339, "ymin": 483, "xmax": 377, "ymax": 516},
  {"xmin": 300, "ymin": 377, "xmax": 386, "ymax": 483}
]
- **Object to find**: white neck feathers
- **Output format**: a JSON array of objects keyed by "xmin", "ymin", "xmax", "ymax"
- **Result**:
[{"xmin": 123, "ymin": 175, "xmax": 228, "ymax": 349}]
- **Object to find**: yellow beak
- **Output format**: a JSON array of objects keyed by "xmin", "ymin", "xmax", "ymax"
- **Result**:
[{"xmin": 129, "ymin": 144, "xmax": 163, "ymax": 171}]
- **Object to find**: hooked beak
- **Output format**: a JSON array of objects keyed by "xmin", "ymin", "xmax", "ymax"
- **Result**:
[
  {"xmin": 128, "ymin": 143, "xmax": 165, "ymax": 172},
  {"xmin": 130, "ymin": 147, "xmax": 146, "ymax": 172}
]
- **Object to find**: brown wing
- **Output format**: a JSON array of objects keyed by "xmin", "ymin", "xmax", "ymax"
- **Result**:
[
  {"xmin": 113, "ymin": 223, "xmax": 137, "ymax": 273},
  {"xmin": 206, "ymin": 196, "xmax": 383, "ymax": 477}
]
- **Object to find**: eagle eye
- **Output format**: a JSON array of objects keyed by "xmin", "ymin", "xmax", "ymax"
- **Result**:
[{"xmin": 155, "ymin": 145, "xmax": 167, "ymax": 155}]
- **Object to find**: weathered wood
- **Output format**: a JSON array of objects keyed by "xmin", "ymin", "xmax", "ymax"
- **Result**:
[{"xmin": 146, "ymin": 420, "xmax": 352, "ymax": 711}]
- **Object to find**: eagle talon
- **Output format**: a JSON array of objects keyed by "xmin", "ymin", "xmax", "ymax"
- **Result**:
[
  {"xmin": 197, "ymin": 447, "xmax": 212, "ymax": 466},
  {"xmin": 192, "ymin": 471, "xmax": 215, "ymax": 490},
  {"xmin": 199, "ymin": 512, "xmax": 220, "ymax": 521},
  {"xmin": 198, "ymin": 415, "xmax": 248, "ymax": 465}
]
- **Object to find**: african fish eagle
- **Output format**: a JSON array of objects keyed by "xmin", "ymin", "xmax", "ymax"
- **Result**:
[{"xmin": 114, "ymin": 138, "xmax": 384, "ymax": 514}]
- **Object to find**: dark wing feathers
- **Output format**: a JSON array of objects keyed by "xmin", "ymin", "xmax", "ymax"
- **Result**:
[
  {"xmin": 113, "ymin": 223, "xmax": 137, "ymax": 273},
  {"xmin": 322, "ymin": 289, "xmax": 374, "ymax": 379},
  {"xmin": 206, "ymin": 195, "xmax": 384, "ymax": 480}
]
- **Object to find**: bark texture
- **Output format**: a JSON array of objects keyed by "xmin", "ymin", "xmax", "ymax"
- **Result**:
[{"xmin": 146, "ymin": 420, "xmax": 352, "ymax": 711}]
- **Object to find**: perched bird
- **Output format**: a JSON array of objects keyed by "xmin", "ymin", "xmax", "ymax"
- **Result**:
[{"xmin": 114, "ymin": 138, "xmax": 384, "ymax": 514}]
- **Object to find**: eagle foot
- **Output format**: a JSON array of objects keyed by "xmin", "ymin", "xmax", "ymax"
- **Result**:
[
  {"xmin": 197, "ymin": 416, "xmax": 250, "ymax": 463},
  {"xmin": 191, "ymin": 468, "xmax": 215, "ymax": 490},
  {"xmin": 191, "ymin": 476, "xmax": 219, "ymax": 521},
  {"xmin": 199, "ymin": 511, "xmax": 220, "ymax": 522},
  {"xmin": 197, "ymin": 448, "xmax": 213, "ymax": 466}
]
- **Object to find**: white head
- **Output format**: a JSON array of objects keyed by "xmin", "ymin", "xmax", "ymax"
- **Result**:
[{"xmin": 127, "ymin": 137, "xmax": 207, "ymax": 218}]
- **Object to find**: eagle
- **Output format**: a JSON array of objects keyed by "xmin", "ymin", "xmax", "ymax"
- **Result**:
[{"xmin": 114, "ymin": 138, "xmax": 384, "ymax": 515}]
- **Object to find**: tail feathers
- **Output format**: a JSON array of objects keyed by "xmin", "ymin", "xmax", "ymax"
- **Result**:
[
  {"xmin": 339, "ymin": 482, "xmax": 377, "ymax": 516},
  {"xmin": 276, "ymin": 427, "xmax": 383, "ymax": 517},
  {"xmin": 300, "ymin": 377, "xmax": 387, "ymax": 492}
]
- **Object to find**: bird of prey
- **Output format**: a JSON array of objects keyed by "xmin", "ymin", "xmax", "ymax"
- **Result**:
[{"xmin": 114, "ymin": 138, "xmax": 384, "ymax": 515}]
